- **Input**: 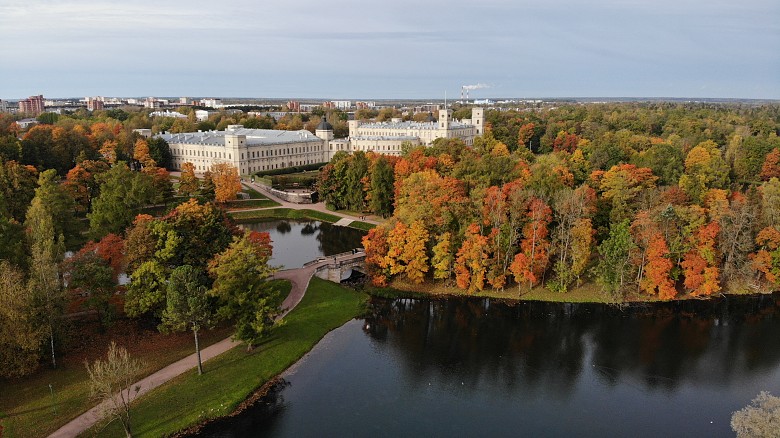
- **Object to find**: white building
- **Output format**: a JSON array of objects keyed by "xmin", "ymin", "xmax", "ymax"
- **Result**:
[
  {"xmin": 195, "ymin": 110, "xmax": 216, "ymax": 122},
  {"xmin": 150, "ymin": 110, "xmax": 187, "ymax": 119},
  {"xmin": 158, "ymin": 108, "xmax": 484, "ymax": 175}
]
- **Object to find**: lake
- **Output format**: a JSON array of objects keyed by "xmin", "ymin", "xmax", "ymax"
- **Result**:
[
  {"xmin": 240, "ymin": 219, "xmax": 366, "ymax": 269},
  {"xmin": 199, "ymin": 293, "xmax": 780, "ymax": 437}
]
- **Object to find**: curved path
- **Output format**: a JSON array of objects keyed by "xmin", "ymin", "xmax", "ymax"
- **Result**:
[{"xmin": 49, "ymin": 251, "xmax": 363, "ymax": 438}]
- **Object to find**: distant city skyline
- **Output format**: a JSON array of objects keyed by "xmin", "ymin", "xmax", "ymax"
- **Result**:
[{"xmin": 1, "ymin": 0, "xmax": 778, "ymax": 100}]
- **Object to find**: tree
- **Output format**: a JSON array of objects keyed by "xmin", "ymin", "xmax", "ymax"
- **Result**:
[
  {"xmin": 161, "ymin": 265, "xmax": 215, "ymax": 375},
  {"xmin": 678, "ymin": 140, "xmax": 729, "ymax": 203},
  {"xmin": 64, "ymin": 160, "xmax": 110, "ymax": 214},
  {"xmin": 88, "ymin": 162, "xmax": 154, "ymax": 239},
  {"xmin": 594, "ymin": 163, "xmax": 657, "ymax": 223},
  {"xmin": 85, "ymin": 342, "xmax": 144, "ymax": 438},
  {"xmin": 146, "ymin": 137, "xmax": 172, "ymax": 170},
  {"xmin": 760, "ymin": 148, "xmax": 780, "ymax": 181},
  {"xmin": 210, "ymin": 162, "xmax": 242, "ymax": 203},
  {"xmin": 510, "ymin": 198, "xmax": 552, "ymax": 289},
  {"xmin": 25, "ymin": 195, "xmax": 65, "ymax": 369},
  {"xmin": 681, "ymin": 221, "xmax": 721, "ymax": 296},
  {"xmin": 595, "ymin": 219, "xmax": 636, "ymax": 300},
  {"xmin": 0, "ymin": 261, "xmax": 46, "ymax": 378},
  {"xmin": 752, "ymin": 226, "xmax": 780, "ymax": 290},
  {"xmin": 178, "ymin": 162, "xmax": 199, "ymax": 197},
  {"xmin": 133, "ymin": 139, "xmax": 156, "ymax": 168},
  {"xmin": 431, "ymin": 232, "xmax": 454, "ymax": 282},
  {"xmin": 199, "ymin": 170, "xmax": 216, "ymax": 201},
  {"xmin": 208, "ymin": 231, "xmax": 278, "ymax": 347},
  {"xmin": 731, "ymin": 391, "xmax": 780, "ymax": 438},
  {"xmin": 369, "ymin": 155, "xmax": 394, "ymax": 217},
  {"xmin": 64, "ymin": 250, "xmax": 116, "ymax": 326},
  {"xmin": 33, "ymin": 169, "xmax": 79, "ymax": 246},
  {"xmin": 363, "ymin": 226, "xmax": 390, "ymax": 286},
  {"xmin": 0, "ymin": 160, "xmax": 38, "ymax": 222},
  {"xmin": 455, "ymin": 223, "xmax": 489, "ymax": 293}
]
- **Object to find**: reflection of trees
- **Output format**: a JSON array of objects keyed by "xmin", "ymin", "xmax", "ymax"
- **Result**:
[
  {"xmin": 275, "ymin": 221, "xmax": 292, "ymax": 234},
  {"xmin": 315, "ymin": 222, "xmax": 366, "ymax": 255},
  {"xmin": 364, "ymin": 294, "xmax": 780, "ymax": 397},
  {"xmin": 301, "ymin": 223, "xmax": 317, "ymax": 235}
]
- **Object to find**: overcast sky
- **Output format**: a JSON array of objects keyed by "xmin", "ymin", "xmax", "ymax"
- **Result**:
[{"xmin": 1, "ymin": 0, "xmax": 778, "ymax": 99}]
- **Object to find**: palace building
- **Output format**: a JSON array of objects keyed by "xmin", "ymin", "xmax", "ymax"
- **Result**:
[{"xmin": 159, "ymin": 108, "xmax": 483, "ymax": 175}]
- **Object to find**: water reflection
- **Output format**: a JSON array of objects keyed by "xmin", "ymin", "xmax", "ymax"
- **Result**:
[
  {"xmin": 199, "ymin": 294, "xmax": 780, "ymax": 437},
  {"xmin": 364, "ymin": 295, "xmax": 780, "ymax": 396},
  {"xmin": 240, "ymin": 220, "xmax": 365, "ymax": 268}
]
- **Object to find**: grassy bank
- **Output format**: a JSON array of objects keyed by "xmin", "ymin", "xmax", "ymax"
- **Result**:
[
  {"xmin": 347, "ymin": 221, "xmax": 376, "ymax": 231},
  {"xmin": 377, "ymin": 278, "xmax": 766, "ymax": 304},
  {"xmin": 224, "ymin": 199, "xmax": 280, "ymax": 209},
  {"xmin": 378, "ymin": 279, "xmax": 661, "ymax": 304},
  {"xmin": 91, "ymin": 277, "xmax": 366, "ymax": 437},
  {"xmin": 0, "ymin": 324, "xmax": 233, "ymax": 438},
  {"xmin": 229, "ymin": 208, "xmax": 341, "ymax": 224}
]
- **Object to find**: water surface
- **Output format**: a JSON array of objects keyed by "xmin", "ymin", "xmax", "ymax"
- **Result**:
[
  {"xmin": 240, "ymin": 219, "xmax": 365, "ymax": 268},
  {"xmin": 202, "ymin": 294, "xmax": 780, "ymax": 437}
]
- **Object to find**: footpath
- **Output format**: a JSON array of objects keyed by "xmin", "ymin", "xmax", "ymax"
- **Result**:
[{"xmin": 49, "ymin": 183, "xmax": 374, "ymax": 437}]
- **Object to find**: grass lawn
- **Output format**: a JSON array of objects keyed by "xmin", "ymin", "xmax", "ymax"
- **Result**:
[
  {"xmin": 0, "ymin": 324, "xmax": 233, "ymax": 438},
  {"xmin": 348, "ymin": 221, "xmax": 376, "ymax": 231},
  {"xmin": 223, "ymin": 199, "xmax": 280, "ymax": 209},
  {"xmin": 90, "ymin": 277, "xmax": 366, "ymax": 437},
  {"xmin": 229, "ymin": 208, "xmax": 341, "ymax": 224},
  {"xmin": 240, "ymin": 185, "xmax": 266, "ymax": 200}
]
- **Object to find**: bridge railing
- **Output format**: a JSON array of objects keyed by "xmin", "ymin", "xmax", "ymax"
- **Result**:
[{"xmin": 301, "ymin": 248, "xmax": 364, "ymax": 268}]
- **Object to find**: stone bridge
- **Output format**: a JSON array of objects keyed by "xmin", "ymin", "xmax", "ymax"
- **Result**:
[{"xmin": 305, "ymin": 249, "xmax": 367, "ymax": 283}]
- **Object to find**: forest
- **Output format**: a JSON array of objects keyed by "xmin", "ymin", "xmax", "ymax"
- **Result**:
[
  {"xmin": 0, "ymin": 110, "xmax": 274, "ymax": 379},
  {"xmin": 317, "ymin": 102, "xmax": 780, "ymax": 299}
]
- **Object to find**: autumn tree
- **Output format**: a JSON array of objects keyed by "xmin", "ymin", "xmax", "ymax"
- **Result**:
[
  {"xmin": 431, "ymin": 232, "xmax": 454, "ymax": 282},
  {"xmin": 551, "ymin": 185, "xmax": 596, "ymax": 291},
  {"xmin": 455, "ymin": 223, "xmax": 489, "ymax": 293},
  {"xmin": 681, "ymin": 221, "xmax": 721, "ymax": 296},
  {"xmin": 678, "ymin": 140, "xmax": 729, "ymax": 203},
  {"xmin": 161, "ymin": 265, "xmax": 215, "ymax": 375},
  {"xmin": 362, "ymin": 226, "xmax": 391, "ymax": 286},
  {"xmin": 210, "ymin": 162, "xmax": 242, "ymax": 203},
  {"xmin": 594, "ymin": 163, "xmax": 657, "ymax": 223},
  {"xmin": 178, "ymin": 162, "xmax": 199, "ymax": 197},
  {"xmin": 64, "ymin": 160, "xmax": 110, "ymax": 214},
  {"xmin": 133, "ymin": 138, "xmax": 156, "ymax": 168},
  {"xmin": 760, "ymin": 148, "xmax": 780, "ymax": 181},
  {"xmin": 632, "ymin": 213, "xmax": 676, "ymax": 299},
  {"xmin": 208, "ymin": 231, "xmax": 278, "ymax": 346},
  {"xmin": 731, "ymin": 391, "xmax": 780, "ymax": 438},
  {"xmin": 509, "ymin": 197, "xmax": 552, "ymax": 289},
  {"xmin": 751, "ymin": 226, "xmax": 780, "ymax": 291}
]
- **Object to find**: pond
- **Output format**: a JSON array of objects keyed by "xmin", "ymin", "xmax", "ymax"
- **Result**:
[
  {"xmin": 240, "ymin": 219, "xmax": 366, "ymax": 269},
  {"xmin": 200, "ymin": 293, "xmax": 780, "ymax": 437}
]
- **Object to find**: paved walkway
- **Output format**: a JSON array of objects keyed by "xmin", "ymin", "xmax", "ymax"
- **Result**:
[{"xmin": 49, "ymin": 251, "xmax": 364, "ymax": 438}]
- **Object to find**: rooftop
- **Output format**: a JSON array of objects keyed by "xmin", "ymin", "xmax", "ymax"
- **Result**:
[
  {"xmin": 159, "ymin": 128, "xmax": 322, "ymax": 147},
  {"xmin": 357, "ymin": 120, "xmax": 473, "ymax": 130}
]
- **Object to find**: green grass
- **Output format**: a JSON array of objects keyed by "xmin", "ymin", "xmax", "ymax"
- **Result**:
[
  {"xmin": 90, "ymin": 277, "xmax": 366, "ymax": 437},
  {"xmin": 229, "ymin": 208, "xmax": 340, "ymax": 224},
  {"xmin": 348, "ymin": 221, "xmax": 376, "ymax": 231},
  {"xmin": 223, "ymin": 199, "xmax": 280, "ymax": 209},
  {"xmin": 0, "ymin": 325, "xmax": 233, "ymax": 438},
  {"xmin": 240, "ymin": 186, "xmax": 266, "ymax": 200}
]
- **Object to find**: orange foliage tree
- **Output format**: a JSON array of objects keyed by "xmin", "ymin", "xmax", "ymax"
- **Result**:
[
  {"xmin": 455, "ymin": 223, "xmax": 489, "ymax": 292},
  {"xmin": 760, "ymin": 148, "xmax": 780, "ymax": 181},
  {"xmin": 681, "ymin": 221, "xmax": 721, "ymax": 296},
  {"xmin": 751, "ymin": 226, "xmax": 780, "ymax": 289},
  {"xmin": 510, "ymin": 197, "xmax": 552, "ymax": 289},
  {"xmin": 362, "ymin": 226, "xmax": 390, "ymax": 286},
  {"xmin": 210, "ymin": 162, "xmax": 242, "ymax": 203}
]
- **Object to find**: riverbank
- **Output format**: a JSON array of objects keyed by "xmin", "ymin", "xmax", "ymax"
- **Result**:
[
  {"xmin": 89, "ymin": 277, "xmax": 367, "ymax": 437},
  {"xmin": 371, "ymin": 278, "xmax": 763, "ymax": 304}
]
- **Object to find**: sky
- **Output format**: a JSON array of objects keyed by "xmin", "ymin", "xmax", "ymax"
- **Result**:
[{"xmin": 1, "ymin": 0, "xmax": 778, "ymax": 99}]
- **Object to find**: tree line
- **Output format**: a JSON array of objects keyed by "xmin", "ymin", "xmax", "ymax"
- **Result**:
[
  {"xmin": 317, "ymin": 103, "xmax": 780, "ymax": 299},
  {"xmin": 0, "ymin": 115, "xmax": 270, "ymax": 379}
]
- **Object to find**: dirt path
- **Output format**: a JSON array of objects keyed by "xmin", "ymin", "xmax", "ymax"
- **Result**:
[{"xmin": 48, "ymin": 251, "xmax": 364, "ymax": 438}]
